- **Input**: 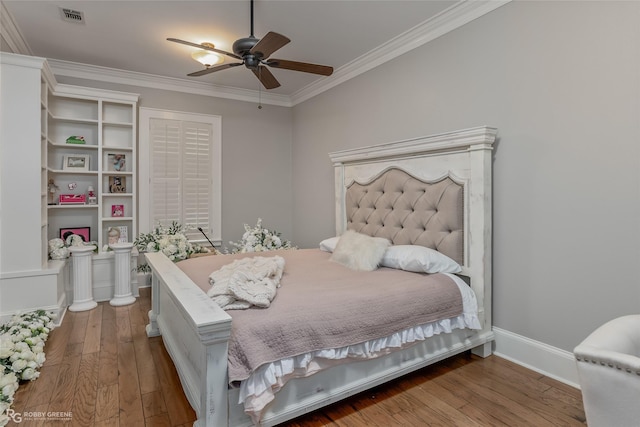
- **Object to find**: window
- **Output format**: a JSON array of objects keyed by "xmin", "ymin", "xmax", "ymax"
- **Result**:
[{"xmin": 139, "ymin": 108, "xmax": 221, "ymax": 245}]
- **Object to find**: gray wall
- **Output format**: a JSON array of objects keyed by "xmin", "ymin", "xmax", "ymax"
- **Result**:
[
  {"xmin": 56, "ymin": 77, "xmax": 294, "ymax": 249},
  {"xmin": 291, "ymin": 1, "xmax": 640, "ymax": 351}
]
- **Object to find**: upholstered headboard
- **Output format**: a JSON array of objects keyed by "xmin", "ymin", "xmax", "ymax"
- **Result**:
[
  {"xmin": 345, "ymin": 168, "xmax": 464, "ymax": 264},
  {"xmin": 329, "ymin": 126, "xmax": 496, "ymax": 279}
]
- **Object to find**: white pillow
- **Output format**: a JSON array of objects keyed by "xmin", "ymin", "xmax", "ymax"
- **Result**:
[
  {"xmin": 380, "ymin": 245, "xmax": 462, "ymax": 274},
  {"xmin": 319, "ymin": 236, "xmax": 340, "ymax": 252},
  {"xmin": 330, "ymin": 230, "xmax": 390, "ymax": 271}
]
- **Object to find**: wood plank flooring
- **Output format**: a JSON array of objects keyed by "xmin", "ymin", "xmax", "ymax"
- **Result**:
[{"xmin": 7, "ymin": 288, "xmax": 586, "ymax": 426}]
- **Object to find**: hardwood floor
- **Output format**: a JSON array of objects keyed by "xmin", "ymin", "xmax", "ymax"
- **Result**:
[{"xmin": 8, "ymin": 288, "xmax": 586, "ymax": 426}]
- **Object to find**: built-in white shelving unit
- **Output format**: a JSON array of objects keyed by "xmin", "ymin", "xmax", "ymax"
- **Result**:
[
  {"xmin": 0, "ymin": 52, "xmax": 140, "ymax": 321},
  {"xmin": 46, "ymin": 85, "xmax": 138, "ymax": 252}
]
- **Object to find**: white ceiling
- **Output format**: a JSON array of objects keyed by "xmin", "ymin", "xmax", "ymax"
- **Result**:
[{"xmin": 1, "ymin": 1, "xmax": 504, "ymax": 104}]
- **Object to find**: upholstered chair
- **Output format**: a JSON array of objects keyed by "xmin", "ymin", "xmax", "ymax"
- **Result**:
[{"xmin": 574, "ymin": 315, "xmax": 640, "ymax": 427}]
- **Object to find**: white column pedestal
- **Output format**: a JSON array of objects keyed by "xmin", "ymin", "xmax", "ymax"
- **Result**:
[
  {"xmin": 68, "ymin": 245, "xmax": 97, "ymax": 312},
  {"xmin": 109, "ymin": 242, "xmax": 136, "ymax": 306}
]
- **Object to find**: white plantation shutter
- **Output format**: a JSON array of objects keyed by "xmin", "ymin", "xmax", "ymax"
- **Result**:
[
  {"xmin": 140, "ymin": 109, "xmax": 222, "ymax": 245},
  {"xmin": 150, "ymin": 118, "xmax": 182, "ymax": 226},
  {"xmin": 182, "ymin": 121, "xmax": 212, "ymax": 240}
]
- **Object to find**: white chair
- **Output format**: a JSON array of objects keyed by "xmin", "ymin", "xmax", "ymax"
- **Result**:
[{"xmin": 574, "ymin": 315, "xmax": 640, "ymax": 427}]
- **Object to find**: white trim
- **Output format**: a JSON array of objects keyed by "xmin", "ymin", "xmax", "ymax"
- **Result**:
[
  {"xmin": 47, "ymin": 59, "xmax": 292, "ymax": 107},
  {"xmin": 329, "ymin": 125, "xmax": 497, "ymax": 164},
  {"xmin": 3, "ymin": 1, "xmax": 511, "ymax": 107},
  {"xmin": 53, "ymin": 82, "xmax": 139, "ymax": 103},
  {"xmin": 0, "ymin": 1, "xmax": 32, "ymax": 55},
  {"xmin": 493, "ymin": 326, "xmax": 580, "ymax": 389}
]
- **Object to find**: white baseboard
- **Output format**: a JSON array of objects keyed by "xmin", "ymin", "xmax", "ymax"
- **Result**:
[{"xmin": 493, "ymin": 326, "xmax": 580, "ymax": 389}]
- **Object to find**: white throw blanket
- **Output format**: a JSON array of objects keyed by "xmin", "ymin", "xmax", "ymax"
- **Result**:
[{"xmin": 207, "ymin": 255, "xmax": 285, "ymax": 310}]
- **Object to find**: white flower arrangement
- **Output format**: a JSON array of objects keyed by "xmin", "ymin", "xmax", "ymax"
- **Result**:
[
  {"xmin": 48, "ymin": 236, "xmax": 97, "ymax": 260},
  {"xmin": 134, "ymin": 222, "xmax": 210, "ymax": 271},
  {"xmin": 228, "ymin": 218, "xmax": 295, "ymax": 253},
  {"xmin": 1, "ymin": 310, "xmax": 56, "ymax": 425}
]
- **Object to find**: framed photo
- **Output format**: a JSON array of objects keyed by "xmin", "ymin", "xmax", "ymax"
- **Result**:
[
  {"xmin": 60, "ymin": 227, "xmax": 90, "ymax": 242},
  {"xmin": 107, "ymin": 153, "xmax": 126, "ymax": 172},
  {"xmin": 109, "ymin": 176, "xmax": 126, "ymax": 193},
  {"xmin": 62, "ymin": 154, "xmax": 90, "ymax": 171},
  {"xmin": 118, "ymin": 225, "xmax": 128, "ymax": 242},
  {"xmin": 111, "ymin": 204, "xmax": 124, "ymax": 217},
  {"xmin": 107, "ymin": 226, "xmax": 128, "ymax": 244}
]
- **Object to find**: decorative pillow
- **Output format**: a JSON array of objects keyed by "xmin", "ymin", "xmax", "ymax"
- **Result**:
[
  {"xmin": 330, "ymin": 230, "xmax": 390, "ymax": 271},
  {"xmin": 319, "ymin": 236, "xmax": 340, "ymax": 252},
  {"xmin": 380, "ymin": 245, "xmax": 462, "ymax": 274}
]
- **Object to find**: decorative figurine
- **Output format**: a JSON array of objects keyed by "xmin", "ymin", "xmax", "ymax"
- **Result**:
[
  {"xmin": 108, "ymin": 227, "xmax": 121, "ymax": 245},
  {"xmin": 87, "ymin": 185, "xmax": 97, "ymax": 205},
  {"xmin": 48, "ymin": 179, "xmax": 59, "ymax": 205},
  {"xmin": 66, "ymin": 136, "xmax": 86, "ymax": 144},
  {"xmin": 110, "ymin": 154, "xmax": 126, "ymax": 172}
]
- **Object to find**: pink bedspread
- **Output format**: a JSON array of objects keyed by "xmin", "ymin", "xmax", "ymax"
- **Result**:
[{"xmin": 176, "ymin": 248, "xmax": 463, "ymax": 382}]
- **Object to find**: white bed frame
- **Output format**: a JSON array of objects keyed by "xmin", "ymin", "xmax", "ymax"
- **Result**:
[{"xmin": 145, "ymin": 125, "xmax": 497, "ymax": 427}]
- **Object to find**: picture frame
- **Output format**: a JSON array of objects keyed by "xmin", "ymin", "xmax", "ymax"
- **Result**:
[
  {"xmin": 62, "ymin": 154, "xmax": 90, "ymax": 171},
  {"xmin": 60, "ymin": 227, "xmax": 90, "ymax": 242},
  {"xmin": 111, "ymin": 204, "xmax": 124, "ymax": 217},
  {"xmin": 107, "ymin": 226, "xmax": 128, "ymax": 244},
  {"xmin": 109, "ymin": 176, "xmax": 126, "ymax": 193},
  {"xmin": 107, "ymin": 153, "xmax": 126, "ymax": 172}
]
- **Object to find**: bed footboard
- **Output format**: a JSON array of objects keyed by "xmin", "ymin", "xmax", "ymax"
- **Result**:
[{"xmin": 145, "ymin": 252, "xmax": 232, "ymax": 427}]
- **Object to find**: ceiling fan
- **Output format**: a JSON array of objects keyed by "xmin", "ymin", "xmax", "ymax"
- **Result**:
[{"xmin": 167, "ymin": 0, "xmax": 333, "ymax": 89}]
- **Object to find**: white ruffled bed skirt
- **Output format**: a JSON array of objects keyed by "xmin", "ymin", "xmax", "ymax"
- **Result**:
[{"xmin": 238, "ymin": 273, "xmax": 481, "ymax": 424}]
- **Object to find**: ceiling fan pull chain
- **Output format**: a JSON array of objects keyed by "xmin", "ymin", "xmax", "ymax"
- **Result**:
[{"xmin": 258, "ymin": 66, "xmax": 263, "ymax": 109}]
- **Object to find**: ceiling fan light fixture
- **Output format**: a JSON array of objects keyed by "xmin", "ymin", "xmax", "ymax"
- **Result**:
[
  {"xmin": 168, "ymin": 0, "xmax": 332, "ymax": 89},
  {"xmin": 191, "ymin": 43, "xmax": 224, "ymax": 67}
]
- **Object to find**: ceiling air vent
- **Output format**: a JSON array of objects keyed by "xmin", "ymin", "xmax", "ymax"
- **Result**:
[{"xmin": 59, "ymin": 8, "xmax": 85, "ymax": 24}]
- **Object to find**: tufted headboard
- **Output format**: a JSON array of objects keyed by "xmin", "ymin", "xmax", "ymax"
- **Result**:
[
  {"xmin": 329, "ymin": 125, "xmax": 495, "ymax": 292},
  {"xmin": 345, "ymin": 168, "xmax": 464, "ymax": 264}
]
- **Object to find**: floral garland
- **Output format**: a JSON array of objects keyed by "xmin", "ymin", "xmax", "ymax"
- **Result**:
[
  {"xmin": 227, "ymin": 218, "xmax": 295, "ymax": 253},
  {"xmin": 134, "ymin": 222, "xmax": 210, "ymax": 271},
  {"xmin": 0, "ymin": 310, "xmax": 56, "ymax": 426}
]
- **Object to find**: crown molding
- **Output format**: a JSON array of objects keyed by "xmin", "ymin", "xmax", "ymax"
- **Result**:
[
  {"xmin": 290, "ymin": 0, "xmax": 511, "ymax": 105},
  {"xmin": 2, "ymin": 0, "xmax": 510, "ymax": 108},
  {"xmin": 0, "ymin": 1, "xmax": 32, "ymax": 55},
  {"xmin": 46, "ymin": 59, "xmax": 292, "ymax": 107}
]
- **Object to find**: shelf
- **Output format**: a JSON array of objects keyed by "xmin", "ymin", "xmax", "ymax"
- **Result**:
[
  {"xmin": 102, "ymin": 216, "xmax": 134, "ymax": 222},
  {"xmin": 48, "ymin": 141, "xmax": 98, "ymax": 150},
  {"xmin": 102, "ymin": 171, "xmax": 133, "ymax": 176},
  {"xmin": 47, "ymin": 168, "xmax": 98, "ymax": 175},
  {"xmin": 103, "ymin": 120, "xmax": 133, "ymax": 127},
  {"xmin": 48, "ymin": 204, "xmax": 99, "ymax": 210},
  {"xmin": 103, "ymin": 145, "xmax": 133, "ymax": 152},
  {"xmin": 48, "ymin": 112, "xmax": 98, "ymax": 125},
  {"xmin": 102, "ymin": 192, "xmax": 133, "ymax": 197}
]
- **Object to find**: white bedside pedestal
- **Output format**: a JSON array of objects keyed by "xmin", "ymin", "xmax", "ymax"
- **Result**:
[
  {"xmin": 109, "ymin": 242, "xmax": 136, "ymax": 306},
  {"xmin": 68, "ymin": 245, "xmax": 98, "ymax": 312}
]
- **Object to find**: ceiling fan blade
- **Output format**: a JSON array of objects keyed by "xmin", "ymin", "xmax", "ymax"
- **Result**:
[
  {"xmin": 252, "ymin": 66, "xmax": 280, "ymax": 89},
  {"xmin": 249, "ymin": 32, "xmax": 290, "ymax": 59},
  {"xmin": 267, "ymin": 59, "xmax": 333, "ymax": 76},
  {"xmin": 168, "ymin": 38, "xmax": 242, "ymax": 60},
  {"xmin": 188, "ymin": 62, "xmax": 242, "ymax": 77}
]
